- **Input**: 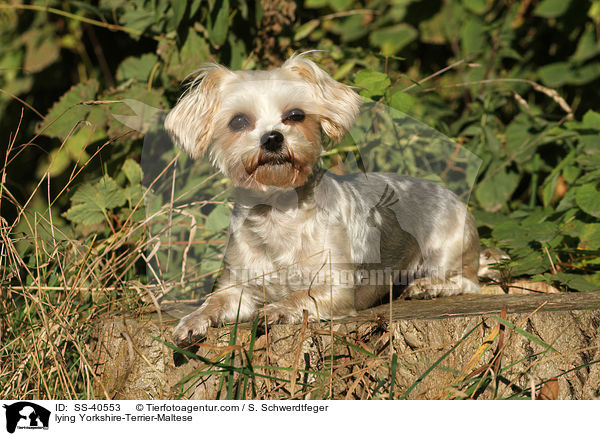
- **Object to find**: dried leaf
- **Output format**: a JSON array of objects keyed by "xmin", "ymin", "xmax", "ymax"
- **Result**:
[{"xmin": 537, "ymin": 378, "xmax": 559, "ymax": 400}]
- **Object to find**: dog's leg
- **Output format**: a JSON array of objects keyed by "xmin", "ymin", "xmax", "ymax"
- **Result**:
[
  {"xmin": 172, "ymin": 285, "xmax": 261, "ymax": 344},
  {"xmin": 405, "ymin": 210, "xmax": 481, "ymax": 299},
  {"xmin": 258, "ymin": 284, "xmax": 357, "ymax": 325}
]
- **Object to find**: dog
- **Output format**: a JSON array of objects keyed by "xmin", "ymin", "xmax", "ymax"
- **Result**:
[{"xmin": 165, "ymin": 53, "xmax": 482, "ymax": 345}]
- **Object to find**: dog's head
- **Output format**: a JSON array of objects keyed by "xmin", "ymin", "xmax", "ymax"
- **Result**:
[{"xmin": 164, "ymin": 54, "xmax": 362, "ymax": 191}]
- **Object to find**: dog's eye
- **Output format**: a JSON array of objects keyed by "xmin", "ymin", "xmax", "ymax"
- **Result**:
[
  {"xmin": 283, "ymin": 108, "xmax": 305, "ymax": 123},
  {"xmin": 228, "ymin": 114, "xmax": 250, "ymax": 131}
]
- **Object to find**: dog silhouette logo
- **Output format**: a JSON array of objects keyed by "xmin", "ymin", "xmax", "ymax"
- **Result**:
[{"xmin": 3, "ymin": 402, "xmax": 50, "ymax": 433}]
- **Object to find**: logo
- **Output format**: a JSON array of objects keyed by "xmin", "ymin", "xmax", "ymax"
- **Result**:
[{"xmin": 2, "ymin": 402, "xmax": 50, "ymax": 434}]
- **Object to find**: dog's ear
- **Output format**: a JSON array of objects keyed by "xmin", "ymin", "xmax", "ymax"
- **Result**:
[
  {"xmin": 282, "ymin": 54, "xmax": 362, "ymax": 142},
  {"xmin": 165, "ymin": 65, "xmax": 228, "ymax": 158}
]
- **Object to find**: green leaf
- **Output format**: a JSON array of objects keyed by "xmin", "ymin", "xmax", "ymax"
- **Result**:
[
  {"xmin": 539, "ymin": 62, "xmax": 600, "ymax": 87},
  {"xmin": 122, "ymin": 159, "xmax": 142, "ymax": 185},
  {"xmin": 64, "ymin": 176, "xmax": 127, "ymax": 225},
  {"xmin": 210, "ymin": 0, "xmax": 230, "ymax": 47},
  {"xmin": 578, "ymin": 223, "xmax": 600, "ymax": 250},
  {"xmin": 337, "ymin": 14, "xmax": 368, "ymax": 43},
  {"xmin": 72, "ymin": 176, "xmax": 126, "ymax": 210},
  {"xmin": 568, "ymin": 62, "xmax": 600, "ymax": 85},
  {"xmin": 463, "ymin": 0, "xmax": 488, "ymax": 14},
  {"xmin": 582, "ymin": 110, "xmax": 600, "ymax": 130},
  {"xmin": 553, "ymin": 272, "xmax": 600, "ymax": 292},
  {"xmin": 23, "ymin": 27, "xmax": 60, "ymax": 73},
  {"xmin": 169, "ymin": 1, "xmax": 187, "ymax": 31},
  {"xmin": 294, "ymin": 20, "xmax": 319, "ymax": 41},
  {"xmin": 255, "ymin": 0, "xmax": 263, "ymax": 26},
  {"xmin": 580, "ymin": 135, "xmax": 600, "ymax": 152},
  {"xmin": 389, "ymin": 92, "xmax": 415, "ymax": 113},
  {"xmin": 116, "ymin": 54, "xmax": 158, "ymax": 82},
  {"xmin": 36, "ymin": 125, "xmax": 99, "ymax": 178},
  {"xmin": 534, "ymin": 0, "xmax": 571, "ymax": 18},
  {"xmin": 182, "ymin": 0, "xmax": 197, "ymax": 16},
  {"xmin": 472, "ymin": 210, "xmax": 508, "ymax": 228},
  {"xmin": 120, "ymin": 5, "xmax": 156, "ymax": 36},
  {"xmin": 205, "ymin": 204, "xmax": 231, "ymax": 232},
  {"xmin": 461, "ymin": 17, "xmax": 486, "ymax": 55},
  {"xmin": 575, "ymin": 183, "xmax": 600, "ymax": 217},
  {"xmin": 63, "ymin": 203, "xmax": 105, "ymax": 226},
  {"xmin": 330, "ymin": 0, "xmax": 353, "ymax": 12},
  {"xmin": 164, "ymin": 30, "xmax": 211, "ymax": 81},
  {"xmin": 38, "ymin": 80, "xmax": 99, "ymax": 140},
  {"xmin": 353, "ymin": 70, "xmax": 391, "ymax": 98},
  {"xmin": 106, "ymin": 84, "xmax": 165, "ymax": 137},
  {"xmin": 482, "ymin": 126, "xmax": 501, "ymax": 155},
  {"xmin": 369, "ymin": 24, "xmax": 417, "ymax": 55},
  {"xmin": 492, "ymin": 222, "xmax": 529, "ymax": 248},
  {"xmin": 537, "ymin": 62, "xmax": 570, "ymax": 87},
  {"xmin": 332, "ymin": 60, "xmax": 356, "ymax": 80},
  {"xmin": 505, "ymin": 114, "xmax": 535, "ymax": 155},
  {"xmin": 476, "ymin": 168, "xmax": 520, "ymax": 212},
  {"xmin": 492, "ymin": 216, "xmax": 558, "ymax": 248},
  {"xmin": 228, "ymin": 35, "xmax": 246, "ymax": 70},
  {"xmin": 563, "ymin": 165, "xmax": 581, "ymax": 184},
  {"xmin": 200, "ymin": 258, "xmax": 223, "ymax": 275},
  {"xmin": 419, "ymin": 8, "xmax": 446, "ymax": 45},
  {"xmin": 305, "ymin": 0, "xmax": 328, "ymax": 6},
  {"xmin": 41, "ymin": 147, "xmax": 72, "ymax": 178},
  {"xmin": 124, "ymin": 185, "xmax": 144, "ymax": 205},
  {"xmin": 524, "ymin": 221, "xmax": 559, "ymax": 243},
  {"xmin": 562, "ymin": 216, "xmax": 585, "ymax": 238},
  {"xmin": 571, "ymin": 23, "xmax": 598, "ymax": 62},
  {"xmin": 512, "ymin": 251, "xmax": 551, "ymax": 275},
  {"xmin": 542, "ymin": 172, "xmax": 559, "ymax": 207}
]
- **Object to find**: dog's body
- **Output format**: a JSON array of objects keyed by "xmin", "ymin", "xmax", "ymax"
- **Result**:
[{"xmin": 165, "ymin": 54, "xmax": 481, "ymax": 344}]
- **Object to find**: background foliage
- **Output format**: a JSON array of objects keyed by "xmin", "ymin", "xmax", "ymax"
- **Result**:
[{"xmin": 1, "ymin": 0, "xmax": 600, "ymax": 399}]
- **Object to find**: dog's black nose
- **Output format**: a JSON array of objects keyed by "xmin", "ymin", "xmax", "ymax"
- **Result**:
[{"xmin": 260, "ymin": 131, "xmax": 284, "ymax": 152}]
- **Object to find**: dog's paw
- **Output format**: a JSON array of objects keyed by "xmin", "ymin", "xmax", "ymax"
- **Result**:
[
  {"xmin": 404, "ymin": 277, "xmax": 445, "ymax": 299},
  {"xmin": 257, "ymin": 304, "xmax": 303, "ymax": 326},
  {"xmin": 404, "ymin": 276, "xmax": 479, "ymax": 299},
  {"xmin": 172, "ymin": 309, "xmax": 217, "ymax": 346}
]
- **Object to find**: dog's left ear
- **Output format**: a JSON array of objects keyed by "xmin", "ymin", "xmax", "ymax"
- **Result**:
[{"xmin": 282, "ymin": 55, "xmax": 362, "ymax": 142}]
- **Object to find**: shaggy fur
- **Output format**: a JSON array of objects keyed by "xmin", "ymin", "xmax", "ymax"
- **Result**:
[{"xmin": 165, "ymin": 54, "xmax": 481, "ymax": 345}]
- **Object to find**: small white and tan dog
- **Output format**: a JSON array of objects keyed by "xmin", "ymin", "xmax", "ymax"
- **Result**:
[{"xmin": 165, "ymin": 54, "xmax": 481, "ymax": 345}]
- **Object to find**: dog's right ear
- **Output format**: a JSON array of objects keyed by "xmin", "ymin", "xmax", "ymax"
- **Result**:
[{"xmin": 164, "ymin": 65, "xmax": 227, "ymax": 159}]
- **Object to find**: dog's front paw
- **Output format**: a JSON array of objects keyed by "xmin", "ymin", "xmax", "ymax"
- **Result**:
[
  {"xmin": 172, "ymin": 308, "xmax": 218, "ymax": 346},
  {"xmin": 257, "ymin": 304, "xmax": 303, "ymax": 326}
]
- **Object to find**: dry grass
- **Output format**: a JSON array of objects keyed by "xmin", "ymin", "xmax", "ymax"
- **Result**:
[{"xmin": 0, "ymin": 111, "xmax": 219, "ymax": 399}]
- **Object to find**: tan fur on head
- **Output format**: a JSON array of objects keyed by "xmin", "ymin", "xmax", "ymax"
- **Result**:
[
  {"xmin": 281, "ymin": 54, "xmax": 362, "ymax": 142},
  {"xmin": 164, "ymin": 54, "xmax": 362, "ymax": 168},
  {"xmin": 164, "ymin": 64, "xmax": 230, "ymax": 158}
]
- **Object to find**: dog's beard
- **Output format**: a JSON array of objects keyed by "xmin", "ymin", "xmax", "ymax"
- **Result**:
[
  {"xmin": 225, "ymin": 144, "xmax": 319, "ymax": 190},
  {"xmin": 251, "ymin": 160, "xmax": 311, "ymax": 188},
  {"xmin": 227, "ymin": 151, "xmax": 312, "ymax": 189}
]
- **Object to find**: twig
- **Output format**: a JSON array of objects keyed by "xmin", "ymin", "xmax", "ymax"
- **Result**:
[
  {"xmin": 402, "ymin": 58, "xmax": 472, "ymax": 92},
  {"xmin": 0, "ymin": 4, "xmax": 161, "ymax": 40},
  {"xmin": 0, "ymin": 89, "xmax": 45, "ymax": 119}
]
